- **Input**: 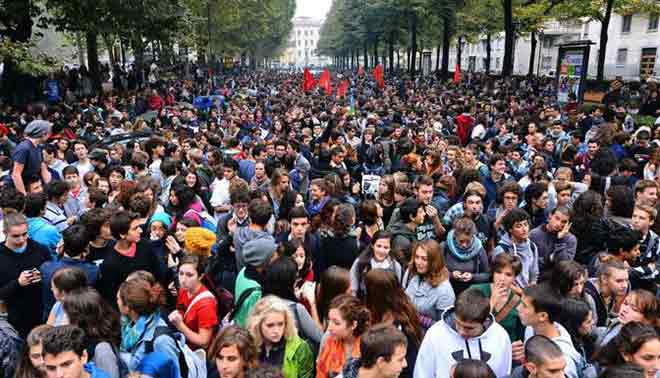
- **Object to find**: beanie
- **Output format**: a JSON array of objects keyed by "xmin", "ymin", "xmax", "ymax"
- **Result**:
[
  {"xmin": 242, "ymin": 237, "xmax": 278, "ymax": 268},
  {"xmin": 149, "ymin": 212, "xmax": 172, "ymax": 229},
  {"xmin": 184, "ymin": 227, "xmax": 216, "ymax": 257}
]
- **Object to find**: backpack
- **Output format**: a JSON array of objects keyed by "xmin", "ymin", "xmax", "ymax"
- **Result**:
[
  {"xmin": 145, "ymin": 327, "xmax": 207, "ymax": 378},
  {"xmin": 86, "ymin": 340, "xmax": 130, "ymax": 378},
  {"xmin": 187, "ymin": 209, "xmax": 218, "ymax": 232},
  {"xmin": 287, "ymin": 302, "xmax": 320, "ymax": 357},
  {"xmin": 220, "ymin": 286, "xmax": 261, "ymax": 328},
  {"xmin": 201, "ymin": 273, "xmax": 234, "ymax": 320}
]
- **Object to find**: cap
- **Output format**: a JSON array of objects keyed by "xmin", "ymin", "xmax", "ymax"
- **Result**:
[
  {"xmin": 24, "ymin": 120, "xmax": 51, "ymax": 139},
  {"xmin": 88, "ymin": 149, "xmax": 108, "ymax": 162}
]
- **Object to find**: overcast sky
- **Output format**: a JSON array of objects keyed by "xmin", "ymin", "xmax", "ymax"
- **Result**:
[{"xmin": 295, "ymin": 0, "xmax": 332, "ymax": 20}]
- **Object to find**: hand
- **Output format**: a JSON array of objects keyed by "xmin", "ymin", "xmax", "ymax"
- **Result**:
[
  {"xmin": 227, "ymin": 218, "xmax": 237, "ymax": 234},
  {"xmin": 165, "ymin": 236, "xmax": 181, "ymax": 254},
  {"xmin": 301, "ymin": 282, "xmax": 316, "ymax": 304},
  {"xmin": 28, "ymin": 270, "xmax": 41, "ymax": 284},
  {"xmin": 66, "ymin": 216, "xmax": 77, "ymax": 225},
  {"xmin": 462, "ymin": 272, "xmax": 473, "ymax": 282},
  {"xmin": 452, "ymin": 271, "xmax": 463, "ymax": 280},
  {"xmin": 557, "ymin": 222, "xmax": 572, "ymax": 240},
  {"xmin": 512, "ymin": 340, "xmax": 525, "ymax": 363},
  {"xmin": 168, "ymin": 310, "xmax": 183, "ymax": 326},
  {"xmin": 18, "ymin": 271, "xmax": 34, "ymax": 286},
  {"xmin": 425, "ymin": 205, "xmax": 439, "ymax": 219},
  {"xmin": 168, "ymin": 282, "xmax": 178, "ymax": 297}
]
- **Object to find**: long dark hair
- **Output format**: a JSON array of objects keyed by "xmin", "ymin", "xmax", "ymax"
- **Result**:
[
  {"xmin": 278, "ymin": 239, "xmax": 312, "ymax": 283},
  {"xmin": 62, "ymin": 287, "xmax": 121, "ymax": 347},
  {"xmin": 354, "ymin": 231, "xmax": 392, "ymax": 298},
  {"xmin": 570, "ymin": 191, "xmax": 604, "ymax": 237},
  {"xmin": 263, "ymin": 256, "xmax": 298, "ymax": 302},
  {"xmin": 170, "ymin": 183, "xmax": 197, "ymax": 218},
  {"xmin": 557, "ymin": 299, "xmax": 596, "ymax": 356},
  {"xmin": 316, "ymin": 266, "xmax": 350, "ymax": 325},
  {"xmin": 364, "ymin": 269, "xmax": 423, "ymax": 346}
]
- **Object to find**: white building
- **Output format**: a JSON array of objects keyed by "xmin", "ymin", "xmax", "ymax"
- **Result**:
[
  {"xmin": 440, "ymin": 12, "xmax": 660, "ymax": 80},
  {"xmin": 281, "ymin": 16, "xmax": 331, "ymax": 68}
]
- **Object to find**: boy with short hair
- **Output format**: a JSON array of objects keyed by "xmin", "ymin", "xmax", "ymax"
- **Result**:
[
  {"xmin": 493, "ymin": 208, "xmax": 540, "ymax": 288},
  {"xmin": 630, "ymin": 204, "xmax": 660, "ymax": 291},
  {"xmin": 42, "ymin": 325, "xmax": 110, "ymax": 378},
  {"xmin": 517, "ymin": 284, "xmax": 584, "ymax": 378}
]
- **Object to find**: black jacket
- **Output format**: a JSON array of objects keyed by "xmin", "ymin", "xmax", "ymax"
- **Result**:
[{"xmin": 0, "ymin": 240, "xmax": 50, "ymax": 338}]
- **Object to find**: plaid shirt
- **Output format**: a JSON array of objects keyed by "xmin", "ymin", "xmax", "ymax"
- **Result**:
[{"xmin": 0, "ymin": 313, "xmax": 22, "ymax": 378}]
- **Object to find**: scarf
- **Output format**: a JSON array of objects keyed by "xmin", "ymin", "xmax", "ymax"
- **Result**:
[
  {"xmin": 120, "ymin": 312, "xmax": 158, "ymax": 352},
  {"xmin": 447, "ymin": 230, "xmax": 483, "ymax": 261}
]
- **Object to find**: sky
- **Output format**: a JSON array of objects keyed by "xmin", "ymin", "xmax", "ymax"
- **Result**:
[{"xmin": 295, "ymin": 0, "xmax": 332, "ymax": 20}]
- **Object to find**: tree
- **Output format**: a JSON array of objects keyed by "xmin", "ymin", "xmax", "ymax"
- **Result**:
[
  {"xmin": 552, "ymin": 0, "xmax": 660, "ymax": 80},
  {"xmin": 457, "ymin": 0, "xmax": 502, "ymax": 74}
]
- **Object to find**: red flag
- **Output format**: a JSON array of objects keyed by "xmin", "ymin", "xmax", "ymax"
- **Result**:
[
  {"xmin": 319, "ymin": 68, "xmax": 332, "ymax": 94},
  {"xmin": 453, "ymin": 64, "xmax": 461, "ymax": 84},
  {"xmin": 303, "ymin": 68, "xmax": 316, "ymax": 92},
  {"xmin": 372, "ymin": 64, "xmax": 384, "ymax": 89},
  {"xmin": 337, "ymin": 80, "xmax": 349, "ymax": 98},
  {"xmin": 358, "ymin": 65, "xmax": 365, "ymax": 77}
]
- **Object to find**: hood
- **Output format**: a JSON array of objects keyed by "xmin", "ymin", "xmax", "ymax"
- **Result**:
[
  {"xmin": 436, "ymin": 307, "xmax": 506, "ymax": 365},
  {"xmin": 498, "ymin": 233, "xmax": 534, "ymax": 258},
  {"xmin": 235, "ymin": 227, "xmax": 271, "ymax": 247},
  {"xmin": 388, "ymin": 221, "xmax": 416, "ymax": 238}
]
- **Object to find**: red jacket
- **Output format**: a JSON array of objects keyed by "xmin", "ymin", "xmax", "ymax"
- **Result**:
[
  {"xmin": 149, "ymin": 95, "xmax": 164, "ymax": 110},
  {"xmin": 455, "ymin": 113, "xmax": 475, "ymax": 145}
]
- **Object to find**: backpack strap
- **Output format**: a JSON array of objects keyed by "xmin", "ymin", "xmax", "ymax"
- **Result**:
[
  {"xmin": 228, "ymin": 287, "xmax": 261, "ymax": 321},
  {"xmin": 494, "ymin": 292, "xmax": 520, "ymax": 323},
  {"xmin": 148, "ymin": 326, "xmax": 190, "ymax": 378},
  {"xmin": 184, "ymin": 291, "xmax": 215, "ymax": 317}
]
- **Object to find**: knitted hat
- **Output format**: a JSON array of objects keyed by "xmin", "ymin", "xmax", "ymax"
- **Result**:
[
  {"xmin": 184, "ymin": 227, "xmax": 216, "ymax": 257},
  {"xmin": 149, "ymin": 212, "xmax": 172, "ymax": 229}
]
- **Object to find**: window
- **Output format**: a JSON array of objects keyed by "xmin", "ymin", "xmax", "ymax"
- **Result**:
[
  {"xmin": 622, "ymin": 15, "xmax": 632, "ymax": 33},
  {"xmin": 649, "ymin": 14, "xmax": 659, "ymax": 31},
  {"xmin": 496, "ymin": 57, "xmax": 501, "ymax": 68},
  {"xmin": 616, "ymin": 48, "xmax": 628, "ymax": 66},
  {"xmin": 542, "ymin": 56, "xmax": 553, "ymax": 70},
  {"xmin": 542, "ymin": 37, "xmax": 553, "ymax": 49}
]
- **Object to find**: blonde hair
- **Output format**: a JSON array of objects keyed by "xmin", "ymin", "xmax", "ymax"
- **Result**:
[{"xmin": 246, "ymin": 296, "xmax": 298, "ymax": 349}]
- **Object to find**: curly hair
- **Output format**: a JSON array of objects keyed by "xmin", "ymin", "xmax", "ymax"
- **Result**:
[{"xmin": 328, "ymin": 294, "xmax": 371, "ymax": 337}]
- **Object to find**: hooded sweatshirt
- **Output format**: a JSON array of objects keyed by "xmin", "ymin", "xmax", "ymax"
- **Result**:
[
  {"xmin": 233, "ymin": 226, "xmax": 276, "ymax": 271},
  {"xmin": 413, "ymin": 308, "xmax": 512, "ymax": 378},
  {"xmin": 388, "ymin": 221, "xmax": 417, "ymax": 263},
  {"xmin": 524, "ymin": 323, "xmax": 585, "ymax": 378},
  {"xmin": 493, "ymin": 233, "xmax": 539, "ymax": 288}
]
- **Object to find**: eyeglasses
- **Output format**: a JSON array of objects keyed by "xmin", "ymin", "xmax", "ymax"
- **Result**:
[{"xmin": 233, "ymin": 203, "xmax": 248, "ymax": 209}]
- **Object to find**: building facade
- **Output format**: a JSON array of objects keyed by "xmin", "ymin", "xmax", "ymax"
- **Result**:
[
  {"xmin": 439, "ymin": 13, "xmax": 660, "ymax": 80},
  {"xmin": 280, "ymin": 16, "xmax": 331, "ymax": 68}
]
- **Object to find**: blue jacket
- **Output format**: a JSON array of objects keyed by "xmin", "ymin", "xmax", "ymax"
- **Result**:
[
  {"xmin": 119, "ymin": 316, "xmax": 181, "ymax": 374},
  {"xmin": 27, "ymin": 217, "xmax": 61, "ymax": 259},
  {"xmin": 85, "ymin": 362, "xmax": 110, "ymax": 378},
  {"xmin": 40, "ymin": 257, "xmax": 99, "ymax": 320}
]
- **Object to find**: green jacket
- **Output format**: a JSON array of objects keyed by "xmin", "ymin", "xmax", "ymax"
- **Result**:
[
  {"xmin": 283, "ymin": 336, "xmax": 314, "ymax": 378},
  {"xmin": 233, "ymin": 268, "xmax": 262, "ymax": 328}
]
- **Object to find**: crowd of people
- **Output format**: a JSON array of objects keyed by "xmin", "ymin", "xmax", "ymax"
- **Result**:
[{"xmin": 1, "ymin": 66, "xmax": 660, "ymax": 378}]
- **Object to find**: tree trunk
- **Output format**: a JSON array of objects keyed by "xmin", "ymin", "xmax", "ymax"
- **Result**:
[
  {"xmin": 363, "ymin": 41, "xmax": 369, "ymax": 69},
  {"xmin": 77, "ymin": 33, "xmax": 87, "ymax": 67},
  {"xmin": 502, "ymin": 0, "xmax": 514, "ymax": 77},
  {"xmin": 528, "ymin": 31, "xmax": 537, "ymax": 76},
  {"xmin": 418, "ymin": 40, "xmax": 423, "ymax": 72},
  {"xmin": 389, "ymin": 32, "xmax": 395, "ymax": 72},
  {"xmin": 457, "ymin": 36, "xmax": 463, "ymax": 70},
  {"xmin": 410, "ymin": 13, "xmax": 418, "ymax": 75},
  {"xmin": 407, "ymin": 48, "xmax": 411, "ymax": 72},
  {"xmin": 436, "ymin": 43, "xmax": 441, "ymax": 72},
  {"xmin": 374, "ymin": 38, "xmax": 379, "ymax": 66},
  {"xmin": 397, "ymin": 50, "xmax": 400, "ymax": 70},
  {"xmin": 86, "ymin": 31, "xmax": 102, "ymax": 93},
  {"xmin": 598, "ymin": 0, "xmax": 615, "ymax": 80},
  {"xmin": 485, "ymin": 33, "xmax": 492, "ymax": 75},
  {"xmin": 441, "ymin": 13, "xmax": 451, "ymax": 80}
]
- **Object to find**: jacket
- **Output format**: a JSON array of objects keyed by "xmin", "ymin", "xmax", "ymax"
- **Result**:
[
  {"xmin": 0, "ymin": 240, "xmax": 51, "ymax": 338},
  {"xmin": 413, "ymin": 307, "xmax": 512, "ymax": 378},
  {"xmin": 388, "ymin": 221, "xmax": 417, "ymax": 263},
  {"xmin": 282, "ymin": 335, "xmax": 314, "ymax": 378},
  {"xmin": 0, "ymin": 313, "xmax": 21, "ymax": 378},
  {"xmin": 529, "ymin": 224, "xmax": 577, "ymax": 272},
  {"xmin": 40, "ymin": 256, "xmax": 99, "ymax": 319},
  {"xmin": 350, "ymin": 256, "xmax": 402, "ymax": 297},
  {"xmin": 493, "ymin": 233, "xmax": 539, "ymax": 288},
  {"xmin": 233, "ymin": 267, "xmax": 262, "ymax": 328},
  {"xmin": 119, "ymin": 315, "xmax": 181, "ymax": 373},
  {"xmin": 524, "ymin": 323, "xmax": 585, "ymax": 378},
  {"xmin": 403, "ymin": 271, "xmax": 455, "ymax": 324},
  {"xmin": 27, "ymin": 217, "xmax": 62, "ymax": 258}
]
